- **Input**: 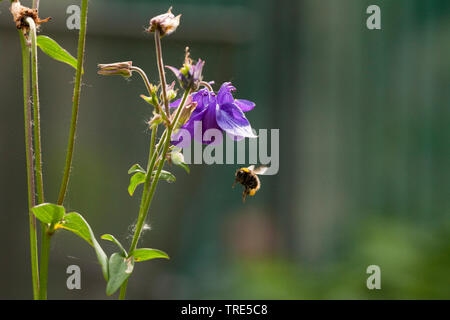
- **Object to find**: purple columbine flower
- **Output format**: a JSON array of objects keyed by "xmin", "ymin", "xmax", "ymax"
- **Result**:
[
  {"xmin": 171, "ymin": 82, "xmax": 257, "ymax": 145},
  {"xmin": 166, "ymin": 58, "xmax": 205, "ymax": 91}
]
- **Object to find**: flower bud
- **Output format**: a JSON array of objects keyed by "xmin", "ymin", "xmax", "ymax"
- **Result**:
[
  {"xmin": 147, "ymin": 7, "xmax": 181, "ymax": 37},
  {"xmin": 147, "ymin": 112, "xmax": 162, "ymax": 128},
  {"xmin": 166, "ymin": 59, "xmax": 204, "ymax": 91},
  {"xmin": 97, "ymin": 61, "xmax": 133, "ymax": 78},
  {"xmin": 174, "ymin": 100, "xmax": 197, "ymax": 131},
  {"xmin": 166, "ymin": 81, "xmax": 178, "ymax": 101}
]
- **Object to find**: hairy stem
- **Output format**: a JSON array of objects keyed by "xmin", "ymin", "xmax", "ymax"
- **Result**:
[
  {"xmin": 27, "ymin": 16, "xmax": 48, "ymax": 300},
  {"xmin": 119, "ymin": 89, "xmax": 190, "ymax": 299},
  {"xmin": 57, "ymin": 0, "xmax": 88, "ymax": 205},
  {"xmin": 130, "ymin": 66, "xmax": 165, "ymax": 117},
  {"xmin": 26, "ymin": 18, "xmax": 44, "ymax": 205},
  {"xmin": 154, "ymin": 30, "xmax": 170, "ymax": 116},
  {"xmin": 130, "ymin": 66, "xmax": 153, "ymax": 97},
  {"xmin": 26, "ymin": 16, "xmax": 48, "ymax": 300},
  {"xmin": 19, "ymin": 30, "xmax": 40, "ymax": 300}
]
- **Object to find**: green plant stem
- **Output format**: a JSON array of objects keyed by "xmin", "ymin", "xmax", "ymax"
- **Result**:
[
  {"xmin": 119, "ymin": 89, "xmax": 190, "ymax": 300},
  {"xmin": 130, "ymin": 66, "xmax": 153, "ymax": 98},
  {"xmin": 39, "ymin": 229, "xmax": 51, "ymax": 300},
  {"xmin": 26, "ymin": 18, "xmax": 44, "ymax": 205},
  {"xmin": 130, "ymin": 66, "xmax": 165, "ymax": 118},
  {"xmin": 118, "ymin": 128, "xmax": 161, "ymax": 300},
  {"xmin": 57, "ymin": 0, "xmax": 88, "ymax": 205},
  {"xmin": 19, "ymin": 30, "xmax": 40, "ymax": 300},
  {"xmin": 27, "ymin": 16, "xmax": 49, "ymax": 300},
  {"xmin": 154, "ymin": 30, "xmax": 170, "ymax": 116}
]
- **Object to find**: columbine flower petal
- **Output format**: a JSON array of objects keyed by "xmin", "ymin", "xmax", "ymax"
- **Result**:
[
  {"xmin": 216, "ymin": 103, "xmax": 257, "ymax": 139},
  {"xmin": 234, "ymin": 99, "xmax": 256, "ymax": 112},
  {"xmin": 171, "ymin": 82, "xmax": 256, "ymax": 146}
]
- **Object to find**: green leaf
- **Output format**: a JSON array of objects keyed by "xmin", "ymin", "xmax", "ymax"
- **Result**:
[
  {"xmin": 128, "ymin": 172, "xmax": 146, "ymax": 196},
  {"xmin": 58, "ymin": 212, "xmax": 108, "ymax": 281},
  {"xmin": 176, "ymin": 162, "xmax": 190, "ymax": 174},
  {"xmin": 128, "ymin": 163, "xmax": 146, "ymax": 175},
  {"xmin": 157, "ymin": 170, "xmax": 176, "ymax": 183},
  {"xmin": 37, "ymin": 35, "xmax": 82, "ymax": 73},
  {"xmin": 128, "ymin": 168, "xmax": 176, "ymax": 196},
  {"xmin": 132, "ymin": 248, "xmax": 170, "ymax": 262},
  {"xmin": 101, "ymin": 234, "xmax": 127, "ymax": 257},
  {"xmin": 170, "ymin": 149, "xmax": 190, "ymax": 174},
  {"xmin": 106, "ymin": 253, "xmax": 134, "ymax": 296},
  {"xmin": 31, "ymin": 203, "xmax": 65, "ymax": 225}
]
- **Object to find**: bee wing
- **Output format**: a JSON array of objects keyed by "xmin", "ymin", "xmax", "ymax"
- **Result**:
[
  {"xmin": 253, "ymin": 166, "xmax": 269, "ymax": 175},
  {"xmin": 247, "ymin": 165, "xmax": 255, "ymax": 171}
]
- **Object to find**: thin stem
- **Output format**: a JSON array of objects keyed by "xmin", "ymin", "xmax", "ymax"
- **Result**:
[
  {"xmin": 130, "ymin": 66, "xmax": 165, "ymax": 118},
  {"xmin": 26, "ymin": 17, "xmax": 44, "ymax": 205},
  {"xmin": 32, "ymin": 0, "xmax": 40, "ymax": 10},
  {"xmin": 130, "ymin": 66, "xmax": 153, "ymax": 96},
  {"xmin": 27, "ymin": 16, "xmax": 48, "ymax": 300},
  {"xmin": 19, "ymin": 30, "xmax": 40, "ymax": 300},
  {"xmin": 118, "ymin": 128, "xmax": 159, "ymax": 301},
  {"xmin": 38, "ymin": 229, "xmax": 51, "ymax": 300},
  {"xmin": 119, "ymin": 89, "xmax": 191, "ymax": 300},
  {"xmin": 199, "ymin": 81, "xmax": 213, "ymax": 91},
  {"xmin": 130, "ymin": 90, "xmax": 189, "ymax": 253},
  {"xmin": 154, "ymin": 30, "xmax": 170, "ymax": 116},
  {"xmin": 57, "ymin": 0, "xmax": 88, "ymax": 205},
  {"xmin": 27, "ymin": 16, "xmax": 49, "ymax": 300},
  {"xmin": 148, "ymin": 126, "xmax": 158, "ymax": 171},
  {"xmin": 119, "ymin": 279, "xmax": 128, "ymax": 300}
]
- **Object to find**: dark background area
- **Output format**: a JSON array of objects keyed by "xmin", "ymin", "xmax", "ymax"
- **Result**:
[{"xmin": 0, "ymin": 0, "xmax": 449, "ymax": 299}]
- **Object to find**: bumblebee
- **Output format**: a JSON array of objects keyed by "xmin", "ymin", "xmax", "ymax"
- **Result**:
[{"xmin": 232, "ymin": 165, "xmax": 268, "ymax": 203}]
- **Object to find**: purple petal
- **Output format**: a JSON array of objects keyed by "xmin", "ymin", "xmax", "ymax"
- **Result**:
[
  {"xmin": 166, "ymin": 65, "xmax": 182, "ymax": 78},
  {"xmin": 198, "ymin": 102, "xmax": 222, "ymax": 145},
  {"xmin": 235, "ymin": 99, "xmax": 255, "ymax": 112},
  {"xmin": 170, "ymin": 98, "xmax": 182, "ymax": 108},
  {"xmin": 171, "ymin": 108, "xmax": 206, "ymax": 147},
  {"xmin": 192, "ymin": 89, "xmax": 209, "ymax": 111},
  {"xmin": 193, "ymin": 59, "xmax": 205, "ymax": 80},
  {"xmin": 216, "ymin": 103, "xmax": 257, "ymax": 138},
  {"xmin": 217, "ymin": 82, "xmax": 235, "ymax": 105}
]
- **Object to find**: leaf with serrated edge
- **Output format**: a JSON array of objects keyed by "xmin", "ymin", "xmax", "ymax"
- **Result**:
[{"xmin": 106, "ymin": 253, "xmax": 134, "ymax": 296}]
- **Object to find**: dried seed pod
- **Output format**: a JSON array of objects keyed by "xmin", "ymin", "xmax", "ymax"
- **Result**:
[
  {"xmin": 147, "ymin": 7, "xmax": 181, "ymax": 37},
  {"xmin": 10, "ymin": 0, "xmax": 51, "ymax": 35}
]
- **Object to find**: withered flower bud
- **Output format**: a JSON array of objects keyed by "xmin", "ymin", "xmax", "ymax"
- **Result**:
[
  {"xmin": 167, "ymin": 49, "xmax": 205, "ymax": 91},
  {"xmin": 147, "ymin": 7, "xmax": 181, "ymax": 37},
  {"xmin": 97, "ymin": 61, "xmax": 133, "ymax": 78},
  {"xmin": 147, "ymin": 112, "xmax": 162, "ymax": 128},
  {"xmin": 10, "ymin": 0, "xmax": 51, "ymax": 35},
  {"xmin": 173, "ymin": 99, "xmax": 197, "ymax": 131}
]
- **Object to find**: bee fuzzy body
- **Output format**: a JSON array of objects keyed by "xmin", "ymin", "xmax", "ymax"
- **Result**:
[{"xmin": 233, "ymin": 166, "xmax": 264, "ymax": 203}]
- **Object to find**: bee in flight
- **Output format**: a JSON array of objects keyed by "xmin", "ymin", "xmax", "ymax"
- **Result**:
[{"xmin": 232, "ymin": 165, "xmax": 268, "ymax": 203}]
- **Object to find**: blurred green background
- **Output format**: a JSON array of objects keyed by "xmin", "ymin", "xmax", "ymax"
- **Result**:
[{"xmin": 0, "ymin": 0, "xmax": 449, "ymax": 299}]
